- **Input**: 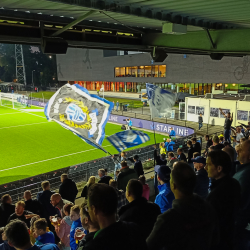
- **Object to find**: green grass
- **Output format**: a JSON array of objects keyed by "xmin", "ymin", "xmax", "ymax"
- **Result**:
[{"xmin": 0, "ymin": 106, "xmax": 164, "ymax": 185}]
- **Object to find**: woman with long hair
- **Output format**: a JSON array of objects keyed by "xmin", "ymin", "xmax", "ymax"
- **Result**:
[{"xmin": 81, "ymin": 176, "xmax": 95, "ymax": 200}]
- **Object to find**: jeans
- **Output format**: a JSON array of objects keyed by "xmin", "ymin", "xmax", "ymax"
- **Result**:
[
  {"xmin": 199, "ymin": 123, "xmax": 203, "ymax": 130},
  {"xmin": 224, "ymin": 129, "xmax": 231, "ymax": 143},
  {"xmin": 116, "ymin": 106, "xmax": 118, "ymax": 111}
]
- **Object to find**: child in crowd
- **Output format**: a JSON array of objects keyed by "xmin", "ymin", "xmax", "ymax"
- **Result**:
[
  {"xmin": 30, "ymin": 216, "xmax": 40, "ymax": 244},
  {"xmin": 70, "ymin": 205, "xmax": 82, "ymax": 250},
  {"xmin": 33, "ymin": 218, "xmax": 55, "ymax": 245},
  {"xmin": 139, "ymin": 175, "xmax": 150, "ymax": 200}
]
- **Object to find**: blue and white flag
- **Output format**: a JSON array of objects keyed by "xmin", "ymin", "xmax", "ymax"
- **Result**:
[
  {"xmin": 146, "ymin": 83, "xmax": 176, "ymax": 118},
  {"xmin": 44, "ymin": 84, "xmax": 114, "ymax": 151},
  {"xmin": 107, "ymin": 130, "xmax": 150, "ymax": 152}
]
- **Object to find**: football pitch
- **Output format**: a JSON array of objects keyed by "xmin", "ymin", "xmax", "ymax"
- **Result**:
[{"xmin": 0, "ymin": 105, "xmax": 164, "ymax": 185}]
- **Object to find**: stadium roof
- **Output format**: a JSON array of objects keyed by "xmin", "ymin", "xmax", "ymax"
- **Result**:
[{"xmin": 1, "ymin": 0, "xmax": 250, "ymax": 56}]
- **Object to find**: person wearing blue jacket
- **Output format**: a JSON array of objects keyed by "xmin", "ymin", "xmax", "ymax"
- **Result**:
[
  {"xmin": 69, "ymin": 206, "xmax": 82, "ymax": 250},
  {"xmin": 154, "ymin": 165, "xmax": 175, "ymax": 213},
  {"xmin": 164, "ymin": 138, "xmax": 175, "ymax": 152},
  {"xmin": 169, "ymin": 128, "xmax": 176, "ymax": 139}
]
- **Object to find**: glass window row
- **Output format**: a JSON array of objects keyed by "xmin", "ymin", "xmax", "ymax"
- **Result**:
[{"xmin": 115, "ymin": 65, "xmax": 166, "ymax": 78}]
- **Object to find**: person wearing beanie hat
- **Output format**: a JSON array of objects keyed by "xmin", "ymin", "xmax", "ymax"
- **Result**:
[{"xmin": 154, "ymin": 165, "xmax": 175, "ymax": 213}]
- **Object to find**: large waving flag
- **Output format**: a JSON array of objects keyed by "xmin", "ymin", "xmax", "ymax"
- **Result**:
[
  {"xmin": 107, "ymin": 130, "xmax": 150, "ymax": 152},
  {"xmin": 44, "ymin": 84, "xmax": 114, "ymax": 152},
  {"xmin": 146, "ymin": 83, "xmax": 176, "ymax": 118}
]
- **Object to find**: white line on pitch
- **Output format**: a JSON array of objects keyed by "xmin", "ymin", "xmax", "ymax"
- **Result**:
[
  {"xmin": 0, "ymin": 122, "xmax": 49, "ymax": 130},
  {"xmin": 0, "ymin": 112, "xmax": 22, "ymax": 115},
  {"xmin": 0, "ymin": 145, "xmax": 112, "ymax": 172},
  {"xmin": 2, "ymin": 106, "xmax": 46, "ymax": 119}
]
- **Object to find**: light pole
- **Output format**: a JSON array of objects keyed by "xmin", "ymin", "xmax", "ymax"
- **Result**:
[{"xmin": 32, "ymin": 70, "xmax": 35, "ymax": 87}]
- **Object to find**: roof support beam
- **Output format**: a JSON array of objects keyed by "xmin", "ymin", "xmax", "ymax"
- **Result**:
[
  {"xmin": 51, "ymin": 10, "xmax": 96, "ymax": 37},
  {"xmin": 142, "ymin": 29, "xmax": 250, "ymax": 54},
  {"xmin": 205, "ymin": 29, "xmax": 216, "ymax": 49}
]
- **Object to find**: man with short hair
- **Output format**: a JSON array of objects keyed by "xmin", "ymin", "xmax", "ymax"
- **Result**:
[
  {"xmin": 4, "ymin": 220, "xmax": 59, "ymax": 250},
  {"xmin": 117, "ymin": 161, "xmax": 138, "ymax": 192},
  {"xmin": 212, "ymin": 135, "xmax": 225, "ymax": 150},
  {"xmin": 206, "ymin": 150, "xmax": 241, "ymax": 250},
  {"xmin": 154, "ymin": 165, "xmax": 175, "ymax": 214},
  {"xmin": 98, "ymin": 169, "xmax": 112, "ymax": 185},
  {"xmin": 85, "ymin": 184, "xmax": 147, "ymax": 250},
  {"xmin": 167, "ymin": 152, "xmax": 178, "ymax": 170},
  {"xmin": 233, "ymin": 140, "xmax": 250, "ymax": 249},
  {"xmin": 177, "ymin": 148, "xmax": 187, "ymax": 162},
  {"xmin": 192, "ymin": 156, "xmax": 209, "ymax": 199},
  {"xmin": 119, "ymin": 180, "xmax": 161, "ymax": 239},
  {"xmin": 147, "ymin": 162, "xmax": 219, "ymax": 250},
  {"xmin": 24, "ymin": 191, "xmax": 43, "ymax": 217},
  {"xmin": 191, "ymin": 137, "xmax": 201, "ymax": 154},
  {"xmin": 8, "ymin": 201, "xmax": 33, "ymax": 227},
  {"xmin": 59, "ymin": 174, "xmax": 78, "ymax": 203},
  {"xmin": 50, "ymin": 193, "xmax": 72, "ymax": 218},
  {"xmin": 36, "ymin": 181, "xmax": 57, "ymax": 222},
  {"xmin": 204, "ymin": 135, "xmax": 213, "ymax": 156},
  {"xmin": 0, "ymin": 194, "xmax": 15, "ymax": 227},
  {"xmin": 131, "ymin": 155, "xmax": 144, "ymax": 177},
  {"xmin": 219, "ymin": 108, "xmax": 233, "ymax": 143},
  {"xmin": 168, "ymin": 128, "xmax": 176, "ymax": 139}
]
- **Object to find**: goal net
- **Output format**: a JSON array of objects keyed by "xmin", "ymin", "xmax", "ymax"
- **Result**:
[{"xmin": 0, "ymin": 93, "xmax": 28, "ymax": 109}]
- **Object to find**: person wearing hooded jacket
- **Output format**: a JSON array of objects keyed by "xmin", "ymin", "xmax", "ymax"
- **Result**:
[
  {"xmin": 165, "ymin": 139, "xmax": 175, "ymax": 152},
  {"xmin": 59, "ymin": 174, "xmax": 78, "ymax": 204},
  {"xmin": 154, "ymin": 165, "xmax": 175, "ymax": 213}
]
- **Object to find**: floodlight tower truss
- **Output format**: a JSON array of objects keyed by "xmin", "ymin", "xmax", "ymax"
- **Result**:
[{"xmin": 15, "ymin": 44, "xmax": 27, "ymax": 85}]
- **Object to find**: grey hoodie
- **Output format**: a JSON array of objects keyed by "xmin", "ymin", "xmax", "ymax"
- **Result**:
[{"xmin": 147, "ymin": 194, "xmax": 219, "ymax": 250}]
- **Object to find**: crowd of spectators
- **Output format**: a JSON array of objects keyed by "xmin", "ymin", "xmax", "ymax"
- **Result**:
[{"xmin": 0, "ymin": 131, "xmax": 250, "ymax": 250}]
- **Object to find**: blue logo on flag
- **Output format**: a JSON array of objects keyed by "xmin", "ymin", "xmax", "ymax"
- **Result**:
[{"xmin": 66, "ymin": 103, "xmax": 86, "ymax": 123}]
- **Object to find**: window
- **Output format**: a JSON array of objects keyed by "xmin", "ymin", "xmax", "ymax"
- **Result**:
[{"xmin": 114, "ymin": 65, "xmax": 166, "ymax": 77}]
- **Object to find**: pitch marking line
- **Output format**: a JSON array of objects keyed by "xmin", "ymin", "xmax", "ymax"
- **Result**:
[
  {"xmin": 0, "ymin": 112, "xmax": 22, "ymax": 115},
  {"xmin": 0, "ymin": 122, "xmax": 50, "ymax": 130},
  {"xmin": 2, "ymin": 106, "xmax": 46, "ymax": 119},
  {"xmin": 0, "ymin": 145, "xmax": 113, "ymax": 172}
]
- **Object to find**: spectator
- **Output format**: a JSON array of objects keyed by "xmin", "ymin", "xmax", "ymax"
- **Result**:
[
  {"xmin": 198, "ymin": 113, "xmax": 203, "ymax": 130},
  {"xmin": 212, "ymin": 135, "xmax": 225, "ymax": 150},
  {"xmin": 154, "ymin": 165, "xmax": 175, "ymax": 213},
  {"xmin": 233, "ymin": 140, "xmax": 250, "ymax": 249},
  {"xmin": 59, "ymin": 174, "xmax": 78, "ymax": 204},
  {"xmin": 232, "ymin": 126, "xmax": 244, "ymax": 146},
  {"xmin": 187, "ymin": 140, "xmax": 194, "ymax": 168},
  {"xmin": 205, "ymin": 150, "xmax": 241, "ymax": 250},
  {"xmin": 209, "ymin": 145, "xmax": 215, "ymax": 152},
  {"xmin": 81, "ymin": 176, "xmax": 95, "ymax": 200},
  {"xmin": 33, "ymin": 219, "xmax": 55, "ymax": 245},
  {"xmin": 204, "ymin": 135, "xmax": 213, "ymax": 155},
  {"xmin": 109, "ymin": 180, "xmax": 128, "ymax": 215},
  {"xmin": 138, "ymin": 175, "xmax": 150, "ymax": 200},
  {"xmin": 117, "ymin": 161, "xmax": 138, "ymax": 192},
  {"xmin": 85, "ymin": 183, "xmax": 147, "ymax": 250},
  {"xmin": 219, "ymin": 136, "xmax": 224, "ymax": 144},
  {"xmin": 76, "ymin": 203, "xmax": 99, "ymax": 249},
  {"xmin": 104, "ymin": 169, "xmax": 108, "ymax": 176},
  {"xmin": 4, "ymin": 220, "xmax": 59, "ymax": 250},
  {"xmin": 119, "ymin": 180, "xmax": 161, "ymax": 239},
  {"xmin": 24, "ymin": 191, "xmax": 43, "ymax": 217},
  {"xmin": 112, "ymin": 152, "xmax": 126, "ymax": 179},
  {"xmin": 168, "ymin": 128, "xmax": 176, "ymax": 139},
  {"xmin": 0, "ymin": 228, "xmax": 15, "ymax": 250},
  {"xmin": 30, "ymin": 216, "xmax": 40, "ymax": 244},
  {"xmin": 147, "ymin": 162, "xmax": 219, "ymax": 250},
  {"xmin": 8, "ymin": 201, "xmax": 33, "ymax": 228},
  {"xmin": 165, "ymin": 138, "xmax": 175, "ymax": 152},
  {"xmin": 154, "ymin": 146, "xmax": 167, "ymax": 166},
  {"xmin": 0, "ymin": 195, "xmax": 15, "ymax": 227},
  {"xmin": 240, "ymin": 137, "xmax": 247, "ymax": 144},
  {"xmin": 191, "ymin": 137, "xmax": 201, "ymax": 154},
  {"xmin": 69, "ymin": 206, "xmax": 82, "ymax": 250},
  {"xmin": 131, "ymin": 155, "xmax": 144, "ymax": 177},
  {"xmin": 37, "ymin": 181, "xmax": 57, "ymax": 222},
  {"xmin": 53, "ymin": 204, "xmax": 73, "ymax": 250},
  {"xmin": 167, "ymin": 152, "xmax": 178, "ymax": 170},
  {"xmin": 116, "ymin": 101, "xmax": 119, "ymax": 112},
  {"xmin": 219, "ymin": 109, "xmax": 233, "ymax": 143},
  {"xmin": 50, "ymin": 194, "xmax": 72, "ymax": 218},
  {"xmin": 222, "ymin": 146, "xmax": 239, "ymax": 176},
  {"xmin": 97, "ymin": 169, "xmax": 112, "ymax": 185},
  {"xmin": 159, "ymin": 142, "xmax": 166, "ymax": 155},
  {"xmin": 177, "ymin": 148, "xmax": 187, "ymax": 162},
  {"xmin": 192, "ymin": 156, "xmax": 209, "ymax": 199},
  {"xmin": 193, "ymin": 152, "xmax": 200, "ymax": 158}
]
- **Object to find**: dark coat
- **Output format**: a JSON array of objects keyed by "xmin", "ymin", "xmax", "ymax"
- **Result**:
[
  {"xmin": 154, "ymin": 149, "xmax": 167, "ymax": 166},
  {"xmin": 81, "ymin": 185, "xmax": 88, "ymax": 198},
  {"xmin": 59, "ymin": 178, "xmax": 78, "ymax": 203},
  {"xmin": 134, "ymin": 160, "xmax": 144, "ymax": 177},
  {"xmin": 98, "ymin": 176, "xmax": 112, "ymax": 185},
  {"xmin": 25, "ymin": 199, "xmax": 43, "ymax": 217},
  {"xmin": 193, "ymin": 142, "xmax": 201, "ymax": 154},
  {"xmin": 206, "ymin": 176, "xmax": 241, "ymax": 250},
  {"xmin": 177, "ymin": 153, "xmax": 187, "ymax": 162},
  {"xmin": 187, "ymin": 147, "xmax": 195, "ymax": 163},
  {"xmin": 8, "ymin": 210, "xmax": 33, "ymax": 227},
  {"xmin": 0, "ymin": 203, "xmax": 15, "ymax": 227},
  {"xmin": 77, "ymin": 232, "xmax": 96, "ymax": 250},
  {"xmin": 37, "ymin": 190, "xmax": 57, "ymax": 220},
  {"xmin": 194, "ymin": 168, "xmax": 209, "ymax": 199},
  {"xmin": 118, "ymin": 197, "xmax": 161, "ymax": 239},
  {"xmin": 117, "ymin": 167, "xmax": 138, "ymax": 192},
  {"xmin": 83, "ymin": 221, "xmax": 147, "ymax": 250}
]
